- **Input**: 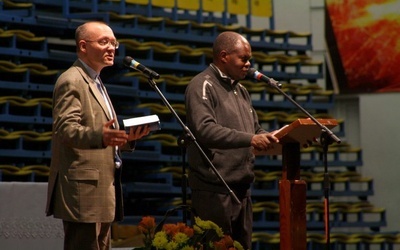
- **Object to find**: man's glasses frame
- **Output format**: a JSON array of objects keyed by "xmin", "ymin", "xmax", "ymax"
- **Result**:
[{"xmin": 85, "ymin": 39, "xmax": 119, "ymax": 49}]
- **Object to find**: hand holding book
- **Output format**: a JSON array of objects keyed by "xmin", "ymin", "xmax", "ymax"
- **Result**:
[{"xmin": 123, "ymin": 114, "xmax": 161, "ymax": 133}]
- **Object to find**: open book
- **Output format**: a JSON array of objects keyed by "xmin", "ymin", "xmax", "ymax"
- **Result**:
[{"xmin": 122, "ymin": 114, "xmax": 161, "ymax": 132}]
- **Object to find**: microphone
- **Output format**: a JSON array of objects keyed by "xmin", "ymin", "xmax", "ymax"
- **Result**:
[
  {"xmin": 123, "ymin": 56, "xmax": 160, "ymax": 79},
  {"xmin": 247, "ymin": 68, "xmax": 281, "ymax": 88}
]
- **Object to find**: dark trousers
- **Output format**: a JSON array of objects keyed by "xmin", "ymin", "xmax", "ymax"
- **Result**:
[
  {"xmin": 191, "ymin": 189, "xmax": 253, "ymax": 250},
  {"xmin": 63, "ymin": 221, "xmax": 112, "ymax": 250}
]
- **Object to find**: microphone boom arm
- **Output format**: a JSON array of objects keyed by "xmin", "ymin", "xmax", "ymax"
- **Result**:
[
  {"xmin": 145, "ymin": 76, "xmax": 241, "ymax": 205},
  {"xmin": 270, "ymin": 81, "xmax": 341, "ymax": 144}
]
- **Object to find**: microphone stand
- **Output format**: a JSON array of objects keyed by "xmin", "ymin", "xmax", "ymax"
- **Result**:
[
  {"xmin": 177, "ymin": 133, "xmax": 189, "ymax": 222},
  {"xmin": 144, "ymin": 76, "xmax": 241, "ymax": 222},
  {"xmin": 264, "ymin": 78, "xmax": 341, "ymax": 249}
]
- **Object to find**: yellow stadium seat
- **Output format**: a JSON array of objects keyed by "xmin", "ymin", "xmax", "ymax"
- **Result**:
[
  {"xmin": 177, "ymin": 0, "xmax": 200, "ymax": 11},
  {"xmin": 0, "ymin": 165, "xmax": 21, "ymax": 175},
  {"xmin": 227, "ymin": 0, "xmax": 248, "ymax": 15},
  {"xmin": 202, "ymin": 0, "xmax": 225, "ymax": 12},
  {"xmin": 109, "ymin": 12, "xmax": 138, "ymax": 21},
  {"xmin": 125, "ymin": 0, "xmax": 149, "ymax": 5},
  {"xmin": 22, "ymin": 165, "xmax": 50, "ymax": 176},
  {"xmin": 17, "ymin": 63, "xmax": 48, "ymax": 71},
  {"xmin": 147, "ymin": 134, "xmax": 178, "ymax": 147},
  {"xmin": 250, "ymin": 0, "xmax": 272, "ymax": 17},
  {"xmin": 4, "ymin": 0, "xmax": 33, "ymax": 9},
  {"xmin": 151, "ymin": 0, "xmax": 174, "ymax": 8}
]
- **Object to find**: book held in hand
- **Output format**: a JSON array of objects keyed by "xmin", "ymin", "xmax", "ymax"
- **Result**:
[{"xmin": 123, "ymin": 114, "xmax": 161, "ymax": 132}]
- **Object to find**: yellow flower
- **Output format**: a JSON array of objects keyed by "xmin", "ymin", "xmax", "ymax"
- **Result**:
[
  {"xmin": 193, "ymin": 224, "xmax": 204, "ymax": 234},
  {"xmin": 194, "ymin": 217, "xmax": 224, "ymax": 237},
  {"xmin": 173, "ymin": 232, "xmax": 190, "ymax": 244},
  {"xmin": 152, "ymin": 231, "xmax": 169, "ymax": 249},
  {"xmin": 181, "ymin": 246, "xmax": 195, "ymax": 250},
  {"xmin": 233, "ymin": 241, "xmax": 245, "ymax": 250},
  {"xmin": 165, "ymin": 240, "xmax": 178, "ymax": 250}
]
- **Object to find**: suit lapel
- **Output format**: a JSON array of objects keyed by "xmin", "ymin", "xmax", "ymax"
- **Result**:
[
  {"xmin": 73, "ymin": 61, "xmax": 115, "ymax": 123},
  {"xmin": 98, "ymin": 81, "xmax": 120, "ymax": 130},
  {"xmin": 91, "ymin": 79, "xmax": 111, "ymax": 120}
]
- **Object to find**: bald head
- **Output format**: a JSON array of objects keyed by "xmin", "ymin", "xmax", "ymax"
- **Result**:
[
  {"xmin": 212, "ymin": 32, "xmax": 249, "ymax": 60},
  {"xmin": 75, "ymin": 21, "xmax": 110, "ymax": 51},
  {"xmin": 211, "ymin": 31, "xmax": 251, "ymax": 80}
]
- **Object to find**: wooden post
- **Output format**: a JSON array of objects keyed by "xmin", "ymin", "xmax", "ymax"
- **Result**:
[{"xmin": 279, "ymin": 143, "xmax": 307, "ymax": 250}]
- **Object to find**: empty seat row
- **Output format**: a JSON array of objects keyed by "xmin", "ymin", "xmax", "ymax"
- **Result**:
[
  {"xmin": 0, "ymin": 29, "xmax": 320, "ymax": 84},
  {"xmin": 251, "ymin": 232, "xmax": 400, "ymax": 250},
  {"xmin": 119, "ymin": 71, "xmax": 333, "ymax": 111},
  {"xmin": 0, "ymin": 129, "xmax": 51, "ymax": 153},
  {"xmin": 123, "ymin": 162, "xmax": 371, "ymax": 199},
  {"xmin": 252, "ymin": 200, "xmax": 385, "ymax": 229},
  {"xmin": 0, "ymin": 96, "xmax": 52, "ymax": 124},
  {"xmin": 253, "ymin": 169, "xmax": 373, "ymax": 197},
  {"xmin": 109, "ymin": 12, "xmax": 311, "ymax": 51},
  {"xmin": 118, "ymin": 38, "xmax": 321, "ymax": 80},
  {"xmin": 119, "ymin": 68, "xmax": 330, "ymax": 111},
  {"xmin": 0, "ymin": 164, "xmax": 49, "ymax": 182},
  {"xmin": 0, "ymin": 28, "xmax": 49, "ymax": 57},
  {"xmin": 34, "ymin": 0, "xmax": 271, "ymax": 30}
]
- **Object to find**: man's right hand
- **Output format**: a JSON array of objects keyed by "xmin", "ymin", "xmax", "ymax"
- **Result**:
[
  {"xmin": 251, "ymin": 133, "xmax": 279, "ymax": 151},
  {"xmin": 102, "ymin": 119, "xmax": 129, "ymax": 147}
]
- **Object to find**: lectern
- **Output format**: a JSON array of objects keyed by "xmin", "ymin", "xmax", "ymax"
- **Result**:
[{"xmin": 255, "ymin": 118, "xmax": 338, "ymax": 250}]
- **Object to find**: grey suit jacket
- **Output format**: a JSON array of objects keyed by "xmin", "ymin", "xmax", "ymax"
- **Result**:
[{"xmin": 46, "ymin": 60, "xmax": 125, "ymax": 223}]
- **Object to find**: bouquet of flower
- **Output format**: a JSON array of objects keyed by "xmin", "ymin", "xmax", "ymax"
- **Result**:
[{"xmin": 137, "ymin": 216, "xmax": 244, "ymax": 250}]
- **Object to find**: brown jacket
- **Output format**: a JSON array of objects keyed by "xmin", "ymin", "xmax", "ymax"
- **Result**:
[{"xmin": 46, "ymin": 60, "xmax": 124, "ymax": 223}]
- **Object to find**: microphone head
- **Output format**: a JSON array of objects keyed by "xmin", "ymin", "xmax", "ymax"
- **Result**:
[
  {"xmin": 246, "ymin": 68, "xmax": 257, "ymax": 79},
  {"xmin": 123, "ymin": 56, "xmax": 133, "ymax": 67}
]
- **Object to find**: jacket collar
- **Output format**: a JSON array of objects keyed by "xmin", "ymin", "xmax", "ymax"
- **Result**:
[
  {"xmin": 78, "ymin": 58, "xmax": 98, "ymax": 80},
  {"xmin": 209, "ymin": 63, "xmax": 239, "ymax": 86}
]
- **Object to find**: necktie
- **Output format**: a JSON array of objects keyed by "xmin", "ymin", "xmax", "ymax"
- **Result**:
[{"xmin": 95, "ymin": 77, "xmax": 122, "ymax": 168}]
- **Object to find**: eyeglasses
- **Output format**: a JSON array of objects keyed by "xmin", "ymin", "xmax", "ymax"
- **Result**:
[{"xmin": 85, "ymin": 39, "xmax": 119, "ymax": 49}]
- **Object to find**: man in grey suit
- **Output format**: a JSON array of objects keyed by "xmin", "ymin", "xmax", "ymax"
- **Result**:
[{"xmin": 46, "ymin": 21, "xmax": 150, "ymax": 250}]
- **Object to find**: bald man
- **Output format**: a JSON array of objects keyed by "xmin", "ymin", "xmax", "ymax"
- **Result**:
[
  {"xmin": 46, "ymin": 21, "xmax": 149, "ymax": 250},
  {"xmin": 185, "ymin": 31, "xmax": 279, "ymax": 249}
]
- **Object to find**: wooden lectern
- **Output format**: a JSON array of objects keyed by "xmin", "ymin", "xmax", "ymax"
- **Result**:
[{"xmin": 255, "ymin": 118, "xmax": 338, "ymax": 250}]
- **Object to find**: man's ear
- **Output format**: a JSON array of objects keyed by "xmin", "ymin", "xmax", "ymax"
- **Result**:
[
  {"xmin": 78, "ymin": 41, "xmax": 86, "ymax": 53},
  {"xmin": 220, "ymin": 50, "xmax": 229, "ymax": 63}
]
